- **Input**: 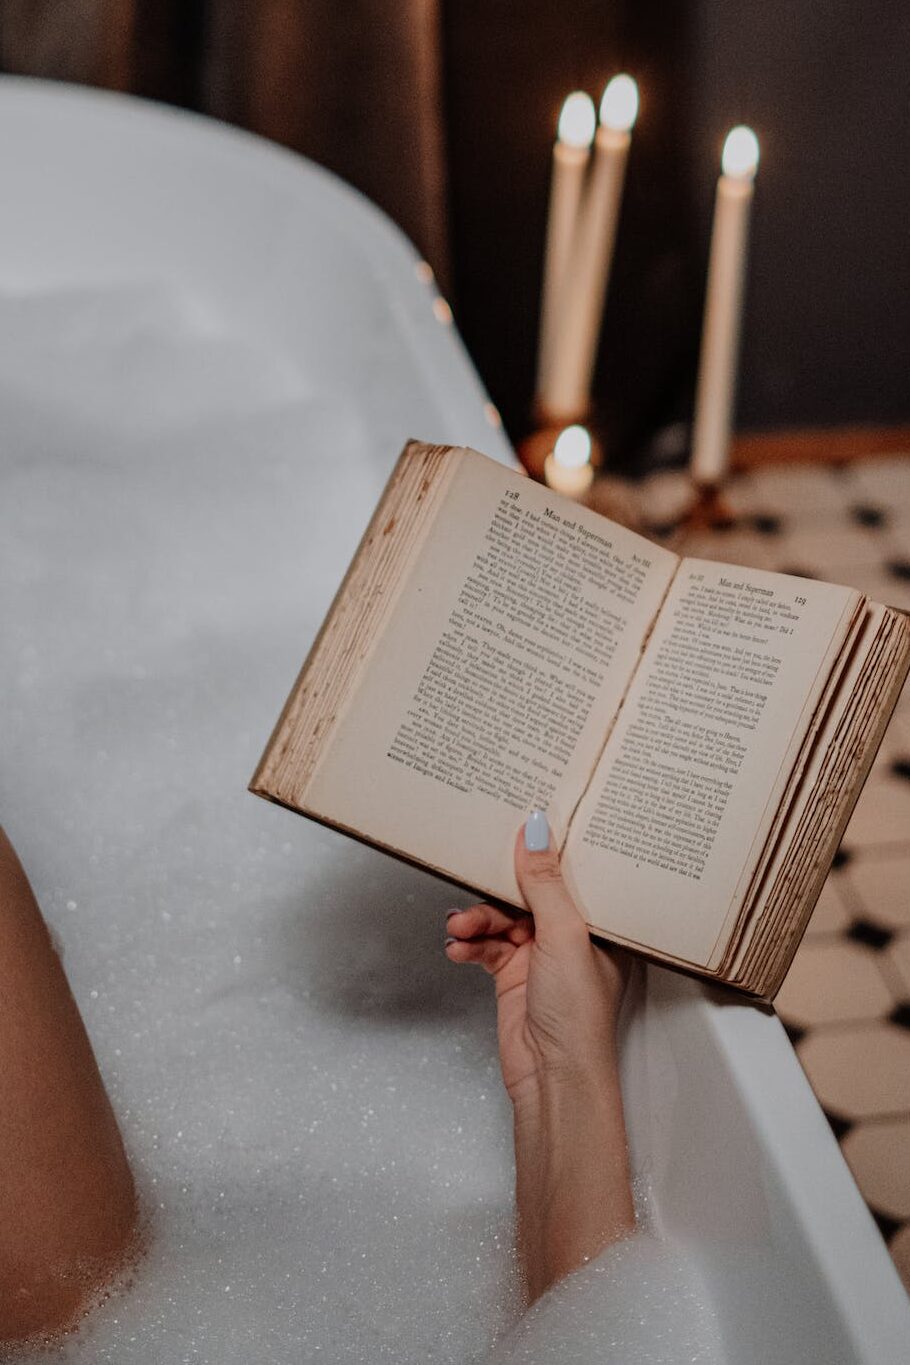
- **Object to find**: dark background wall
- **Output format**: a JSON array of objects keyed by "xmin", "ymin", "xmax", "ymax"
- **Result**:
[
  {"xmin": 684, "ymin": 0, "xmax": 910, "ymax": 434},
  {"xmin": 3, "ymin": 0, "xmax": 908, "ymax": 460}
]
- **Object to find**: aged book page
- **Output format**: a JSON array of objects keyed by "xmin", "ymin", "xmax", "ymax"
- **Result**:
[
  {"xmin": 251, "ymin": 442, "xmax": 461, "ymax": 806},
  {"xmin": 304, "ymin": 448, "xmax": 678, "ymax": 906},
  {"xmin": 733, "ymin": 606, "xmax": 910, "ymax": 993},
  {"xmin": 562, "ymin": 560, "xmax": 860, "ymax": 965},
  {"xmin": 712, "ymin": 602, "xmax": 881, "ymax": 980}
]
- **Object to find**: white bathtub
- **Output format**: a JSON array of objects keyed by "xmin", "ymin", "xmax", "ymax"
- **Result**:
[{"xmin": 1, "ymin": 77, "xmax": 907, "ymax": 1362}]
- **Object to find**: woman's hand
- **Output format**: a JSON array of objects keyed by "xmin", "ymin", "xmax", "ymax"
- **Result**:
[
  {"xmin": 445, "ymin": 810, "xmax": 636, "ymax": 1301},
  {"xmin": 445, "ymin": 809, "xmax": 629, "ymax": 1106}
]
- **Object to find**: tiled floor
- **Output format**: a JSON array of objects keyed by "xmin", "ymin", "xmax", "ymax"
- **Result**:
[{"xmin": 652, "ymin": 455, "xmax": 910, "ymax": 1293}]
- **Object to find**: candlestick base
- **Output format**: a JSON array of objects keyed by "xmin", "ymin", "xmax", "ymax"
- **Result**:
[
  {"xmin": 530, "ymin": 397, "xmax": 595, "ymax": 430},
  {"xmin": 685, "ymin": 481, "xmax": 737, "ymax": 530}
]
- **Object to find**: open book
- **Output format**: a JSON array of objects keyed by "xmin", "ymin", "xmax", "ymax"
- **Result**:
[{"xmin": 251, "ymin": 442, "xmax": 910, "ymax": 999}]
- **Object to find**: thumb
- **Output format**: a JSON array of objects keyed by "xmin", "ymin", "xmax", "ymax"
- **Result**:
[{"xmin": 514, "ymin": 810, "xmax": 589, "ymax": 949}]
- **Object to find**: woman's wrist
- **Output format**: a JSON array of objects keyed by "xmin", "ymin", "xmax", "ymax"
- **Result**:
[
  {"xmin": 510, "ymin": 1061, "xmax": 636, "ymax": 1302},
  {"xmin": 511, "ymin": 1061, "xmax": 632, "ymax": 1193},
  {"xmin": 508, "ymin": 1052, "xmax": 621, "ymax": 1122}
]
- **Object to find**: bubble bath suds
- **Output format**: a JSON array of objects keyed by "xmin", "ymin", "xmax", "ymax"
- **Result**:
[
  {"xmin": 485, "ymin": 1229, "xmax": 724, "ymax": 1365},
  {"xmin": 1, "ymin": 287, "xmax": 722, "ymax": 1364}
]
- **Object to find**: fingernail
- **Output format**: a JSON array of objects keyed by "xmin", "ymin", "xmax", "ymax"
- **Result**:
[
  {"xmin": 446, "ymin": 909, "xmax": 459, "ymax": 922},
  {"xmin": 524, "ymin": 809, "xmax": 549, "ymax": 852},
  {"xmin": 444, "ymin": 936, "xmax": 456, "ymax": 948}
]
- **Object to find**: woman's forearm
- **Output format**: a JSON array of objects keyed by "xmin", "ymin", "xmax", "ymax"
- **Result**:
[
  {"xmin": 511, "ymin": 1060, "xmax": 636, "ymax": 1304},
  {"xmin": 447, "ymin": 817, "xmax": 636, "ymax": 1304}
]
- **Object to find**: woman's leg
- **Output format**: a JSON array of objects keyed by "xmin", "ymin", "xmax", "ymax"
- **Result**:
[{"xmin": 0, "ymin": 827, "xmax": 138, "ymax": 1346}]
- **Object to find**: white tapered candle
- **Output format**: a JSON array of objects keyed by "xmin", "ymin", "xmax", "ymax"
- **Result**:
[
  {"xmin": 542, "ymin": 74, "xmax": 638, "ymax": 422},
  {"xmin": 690, "ymin": 126, "xmax": 760, "ymax": 487},
  {"xmin": 535, "ymin": 93, "xmax": 596, "ymax": 409}
]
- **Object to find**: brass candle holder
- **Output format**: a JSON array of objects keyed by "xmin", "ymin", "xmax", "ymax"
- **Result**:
[{"xmin": 518, "ymin": 409, "xmax": 644, "ymax": 530}]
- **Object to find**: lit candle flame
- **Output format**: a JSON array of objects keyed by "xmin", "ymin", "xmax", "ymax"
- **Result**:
[
  {"xmin": 721, "ymin": 125, "xmax": 759, "ymax": 180},
  {"xmin": 558, "ymin": 92, "xmax": 596, "ymax": 148},
  {"xmin": 599, "ymin": 74, "xmax": 639, "ymax": 133},
  {"xmin": 553, "ymin": 424, "xmax": 592, "ymax": 469}
]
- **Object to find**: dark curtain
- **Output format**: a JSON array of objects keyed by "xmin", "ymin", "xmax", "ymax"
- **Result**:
[
  {"xmin": 202, "ymin": 0, "xmax": 451, "ymax": 289},
  {"xmin": 1, "ymin": 0, "xmax": 133, "ymax": 86}
]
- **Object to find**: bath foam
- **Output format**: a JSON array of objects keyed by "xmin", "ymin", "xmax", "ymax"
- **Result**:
[
  {"xmin": 2, "ymin": 285, "xmax": 723, "ymax": 1363},
  {"xmin": 484, "ymin": 1232, "xmax": 725, "ymax": 1365}
]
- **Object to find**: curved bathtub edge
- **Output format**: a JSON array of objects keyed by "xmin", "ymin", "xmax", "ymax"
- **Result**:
[{"xmin": 656, "ymin": 971, "xmax": 910, "ymax": 1363}]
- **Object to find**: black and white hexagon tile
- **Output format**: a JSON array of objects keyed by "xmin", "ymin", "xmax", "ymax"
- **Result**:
[{"xmin": 669, "ymin": 453, "xmax": 910, "ymax": 1292}]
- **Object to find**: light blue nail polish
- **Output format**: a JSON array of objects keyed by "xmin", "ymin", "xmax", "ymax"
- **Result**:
[{"xmin": 524, "ymin": 809, "xmax": 549, "ymax": 852}]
